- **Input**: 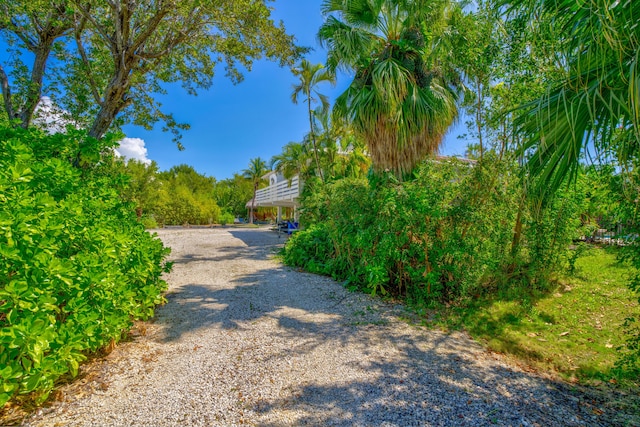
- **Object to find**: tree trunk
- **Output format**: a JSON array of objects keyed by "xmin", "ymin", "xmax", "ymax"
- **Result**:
[
  {"xmin": 0, "ymin": 64, "xmax": 15, "ymax": 121},
  {"xmin": 249, "ymin": 184, "xmax": 257, "ymax": 224},
  {"xmin": 475, "ymin": 76, "xmax": 484, "ymax": 162},
  {"xmin": 88, "ymin": 73, "xmax": 132, "ymax": 139},
  {"xmin": 307, "ymin": 97, "xmax": 324, "ymax": 183},
  {"xmin": 18, "ymin": 44, "xmax": 53, "ymax": 128}
]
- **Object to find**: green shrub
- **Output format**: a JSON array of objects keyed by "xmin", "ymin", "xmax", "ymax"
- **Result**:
[
  {"xmin": 613, "ymin": 166, "xmax": 640, "ymax": 374},
  {"xmin": 286, "ymin": 157, "xmax": 583, "ymax": 306},
  {"xmin": 283, "ymin": 224, "xmax": 335, "ymax": 276},
  {"xmin": 141, "ymin": 216, "xmax": 159, "ymax": 229},
  {"xmin": 0, "ymin": 126, "xmax": 171, "ymax": 406},
  {"xmin": 219, "ymin": 212, "xmax": 235, "ymax": 226}
]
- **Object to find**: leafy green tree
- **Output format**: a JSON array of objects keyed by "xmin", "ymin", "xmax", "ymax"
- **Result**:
[
  {"xmin": 452, "ymin": 2, "xmax": 501, "ymax": 161},
  {"xmin": 318, "ymin": 0, "xmax": 461, "ymax": 177},
  {"xmin": 271, "ymin": 141, "xmax": 311, "ymax": 181},
  {"xmin": 291, "ymin": 59, "xmax": 335, "ymax": 182},
  {"xmin": 118, "ymin": 159, "xmax": 161, "ymax": 220},
  {"xmin": 160, "ymin": 164, "xmax": 216, "ymax": 196},
  {"xmin": 243, "ymin": 157, "xmax": 269, "ymax": 224},
  {"xmin": 214, "ymin": 173, "xmax": 254, "ymax": 219},
  {"xmin": 154, "ymin": 164, "xmax": 219, "ymax": 225},
  {"xmin": 1, "ymin": 0, "xmax": 303, "ymax": 142}
]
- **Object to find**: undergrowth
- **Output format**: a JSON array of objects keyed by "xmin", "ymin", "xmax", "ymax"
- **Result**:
[{"xmin": 435, "ymin": 246, "xmax": 639, "ymax": 385}]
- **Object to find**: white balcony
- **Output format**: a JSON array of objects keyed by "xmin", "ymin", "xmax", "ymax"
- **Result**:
[{"xmin": 249, "ymin": 173, "xmax": 301, "ymax": 208}]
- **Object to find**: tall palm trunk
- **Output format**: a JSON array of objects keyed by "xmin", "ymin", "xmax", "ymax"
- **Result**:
[
  {"xmin": 249, "ymin": 184, "xmax": 257, "ymax": 224},
  {"xmin": 307, "ymin": 96, "xmax": 324, "ymax": 183}
]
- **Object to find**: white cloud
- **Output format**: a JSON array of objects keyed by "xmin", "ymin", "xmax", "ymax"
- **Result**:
[
  {"xmin": 32, "ymin": 96, "xmax": 75, "ymax": 134},
  {"xmin": 115, "ymin": 137, "xmax": 151, "ymax": 164}
]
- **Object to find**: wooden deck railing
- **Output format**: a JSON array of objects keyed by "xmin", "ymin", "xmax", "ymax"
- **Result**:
[{"xmin": 255, "ymin": 176, "xmax": 300, "ymax": 206}]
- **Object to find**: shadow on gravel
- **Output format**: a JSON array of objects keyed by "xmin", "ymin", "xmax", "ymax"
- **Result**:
[
  {"xmin": 154, "ymin": 229, "xmax": 639, "ymax": 427},
  {"xmin": 156, "ymin": 273, "xmax": 637, "ymax": 426},
  {"xmin": 170, "ymin": 229, "xmax": 284, "ymax": 264},
  {"xmin": 228, "ymin": 229, "xmax": 288, "ymax": 247}
]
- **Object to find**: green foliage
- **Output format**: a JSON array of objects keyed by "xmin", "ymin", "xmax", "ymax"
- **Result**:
[
  {"xmin": 291, "ymin": 59, "xmax": 336, "ymax": 183},
  {"xmin": 219, "ymin": 212, "xmax": 235, "ymax": 226},
  {"xmin": 0, "ymin": 126, "xmax": 170, "ymax": 406},
  {"xmin": 116, "ymin": 159, "xmax": 161, "ymax": 220},
  {"xmin": 153, "ymin": 165, "xmax": 220, "ymax": 226},
  {"xmin": 283, "ymin": 224, "xmax": 335, "ymax": 276},
  {"xmin": 522, "ymin": 185, "xmax": 587, "ymax": 284},
  {"xmin": 318, "ymin": 0, "xmax": 461, "ymax": 177},
  {"xmin": 613, "ymin": 165, "xmax": 640, "ymax": 373},
  {"xmin": 213, "ymin": 173, "xmax": 254, "ymax": 218},
  {"xmin": 285, "ymin": 157, "xmax": 584, "ymax": 306},
  {"xmin": 141, "ymin": 216, "xmax": 159, "ymax": 229},
  {"xmin": 243, "ymin": 158, "xmax": 269, "ymax": 225},
  {"xmin": 499, "ymin": 0, "xmax": 639, "ymax": 195}
]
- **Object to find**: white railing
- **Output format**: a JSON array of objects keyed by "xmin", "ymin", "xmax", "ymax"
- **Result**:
[{"xmin": 254, "ymin": 176, "xmax": 301, "ymax": 206}]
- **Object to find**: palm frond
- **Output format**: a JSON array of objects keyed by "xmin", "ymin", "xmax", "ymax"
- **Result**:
[
  {"xmin": 318, "ymin": 15, "xmax": 378, "ymax": 73},
  {"xmin": 320, "ymin": 0, "xmax": 461, "ymax": 177},
  {"xmin": 502, "ymin": 0, "xmax": 640, "ymax": 194}
]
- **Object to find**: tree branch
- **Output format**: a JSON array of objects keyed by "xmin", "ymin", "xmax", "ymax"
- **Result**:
[
  {"xmin": 72, "ymin": 1, "xmax": 117, "ymax": 56},
  {"xmin": 74, "ymin": 15, "xmax": 103, "ymax": 105},
  {"xmin": 130, "ymin": 6, "xmax": 172, "ymax": 55},
  {"xmin": 8, "ymin": 18, "xmax": 37, "ymax": 49}
]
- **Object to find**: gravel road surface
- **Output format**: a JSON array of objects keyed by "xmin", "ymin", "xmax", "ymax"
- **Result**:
[{"xmin": 24, "ymin": 227, "xmax": 638, "ymax": 426}]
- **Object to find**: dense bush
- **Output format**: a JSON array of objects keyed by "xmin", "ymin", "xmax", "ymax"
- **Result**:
[
  {"xmin": 219, "ymin": 212, "xmax": 235, "ymax": 226},
  {"xmin": 284, "ymin": 157, "xmax": 585, "ymax": 305},
  {"xmin": 154, "ymin": 165, "xmax": 221, "ymax": 226},
  {"xmin": 608, "ymin": 165, "xmax": 640, "ymax": 373},
  {"xmin": 282, "ymin": 224, "xmax": 335, "ymax": 276},
  {"xmin": 117, "ymin": 161, "xmax": 222, "ymax": 226},
  {"xmin": 0, "ymin": 127, "xmax": 171, "ymax": 406}
]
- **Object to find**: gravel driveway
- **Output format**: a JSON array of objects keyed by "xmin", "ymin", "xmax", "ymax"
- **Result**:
[{"xmin": 24, "ymin": 227, "xmax": 637, "ymax": 426}]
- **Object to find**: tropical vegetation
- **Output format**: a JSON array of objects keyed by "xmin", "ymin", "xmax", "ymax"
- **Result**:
[
  {"xmin": 283, "ymin": 0, "xmax": 640, "ymax": 381},
  {"xmin": 2, "ymin": 0, "xmax": 640, "ymax": 414},
  {"xmin": 291, "ymin": 59, "xmax": 336, "ymax": 183},
  {"xmin": 318, "ymin": 0, "xmax": 461, "ymax": 177},
  {"xmin": 243, "ymin": 157, "xmax": 269, "ymax": 225},
  {"xmin": 0, "ymin": 126, "xmax": 170, "ymax": 406}
]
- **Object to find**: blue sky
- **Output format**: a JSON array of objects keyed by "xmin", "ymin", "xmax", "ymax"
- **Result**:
[{"xmin": 119, "ymin": 0, "xmax": 470, "ymax": 180}]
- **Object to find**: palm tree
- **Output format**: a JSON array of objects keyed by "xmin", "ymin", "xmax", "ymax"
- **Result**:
[
  {"xmin": 270, "ymin": 142, "xmax": 310, "ymax": 181},
  {"xmin": 311, "ymin": 106, "xmax": 339, "ymax": 178},
  {"xmin": 311, "ymin": 105, "xmax": 371, "ymax": 179},
  {"xmin": 318, "ymin": 0, "xmax": 461, "ymax": 178},
  {"xmin": 501, "ymin": 0, "xmax": 640, "ymax": 194},
  {"xmin": 338, "ymin": 133, "xmax": 371, "ymax": 179},
  {"xmin": 242, "ymin": 157, "xmax": 269, "ymax": 224},
  {"xmin": 291, "ymin": 59, "xmax": 336, "ymax": 183}
]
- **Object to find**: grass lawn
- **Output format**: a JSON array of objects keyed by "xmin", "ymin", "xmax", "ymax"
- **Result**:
[{"xmin": 437, "ymin": 246, "xmax": 639, "ymax": 385}]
